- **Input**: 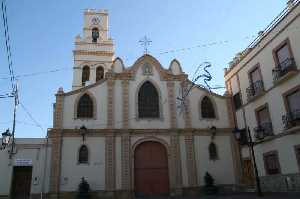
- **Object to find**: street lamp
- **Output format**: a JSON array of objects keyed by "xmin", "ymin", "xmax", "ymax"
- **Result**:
[
  {"xmin": 80, "ymin": 125, "xmax": 88, "ymax": 142},
  {"xmin": 1, "ymin": 129, "xmax": 12, "ymax": 150},
  {"xmin": 232, "ymin": 127, "xmax": 263, "ymax": 197}
]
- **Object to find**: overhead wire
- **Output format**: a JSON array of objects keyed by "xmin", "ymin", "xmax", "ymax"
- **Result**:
[
  {"xmin": 1, "ymin": 0, "xmax": 15, "ymax": 89},
  {"xmin": 19, "ymin": 102, "xmax": 45, "ymax": 132}
]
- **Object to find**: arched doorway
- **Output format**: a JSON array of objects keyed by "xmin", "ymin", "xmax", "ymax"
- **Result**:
[{"xmin": 134, "ymin": 141, "xmax": 169, "ymax": 197}]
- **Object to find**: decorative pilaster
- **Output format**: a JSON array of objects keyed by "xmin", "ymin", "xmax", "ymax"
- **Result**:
[
  {"xmin": 122, "ymin": 80, "xmax": 129, "ymax": 129},
  {"xmin": 170, "ymin": 134, "xmax": 182, "ymax": 195},
  {"xmin": 181, "ymin": 81, "xmax": 192, "ymax": 128},
  {"xmin": 121, "ymin": 133, "xmax": 131, "ymax": 190},
  {"xmin": 48, "ymin": 130, "xmax": 62, "ymax": 198},
  {"xmin": 107, "ymin": 80, "xmax": 115, "ymax": 128},
  {"xmin": 105, "ymin": 135, "xmax": 116, "ymax": 191},
  {"xmin": 185, "ymin": 134, "xmax": 197, "ymax": 187},
  {"xmin": 49, "ymin": 88, "xmax": 64, "ymax": 199},
  {"xmin": 53, "ymin": 87, "xmax": 64, "ymax": 129},
  {"xmin": 167, "ymin": 82, "xmax": 177, "ymax": 128}
]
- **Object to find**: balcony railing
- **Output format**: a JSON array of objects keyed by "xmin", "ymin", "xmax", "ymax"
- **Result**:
[
  {"xmin": 246, "ymin": 80, "xmax": 265, "ymax": 102},
  {"xmin": 272, "ymin": 58, "xmax": 297, "ymax": 82},
  {"xmin": 254, "ymin": 122, "xmax": 274, "ymax": 140},
  {"xmin": 282, "ymin": 109, "xmax": 300, "ymax": 129}
]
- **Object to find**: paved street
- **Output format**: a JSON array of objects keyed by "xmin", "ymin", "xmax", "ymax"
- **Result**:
[
  {"xmin": 197, "ymin": 193, "xmax": 300, "ymax": 199},
  {"xmin": 138, "ymin": 193, "xmax": 300, "ymax": 199}
]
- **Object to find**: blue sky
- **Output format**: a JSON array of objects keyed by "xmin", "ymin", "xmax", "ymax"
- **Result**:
[{"xmin": 0, "ymin": 0, "xmax": 287, "ymax": 138}]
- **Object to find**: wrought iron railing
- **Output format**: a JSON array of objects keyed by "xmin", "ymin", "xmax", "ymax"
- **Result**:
[
  {"xmin": 282, "ymin": 109, "xmax": 300, "ymax": 129},
  {"xmin": 272, "ymin": 58, "xmax": 296, "ymax": 81},
  {"xmin": 246, "ymin": 80, "xmax": 264, "ymax": 102},
  {"xmin": 254, "ymin": 122, "xmax": 274, "ymax": 140},
  {"xmin": 226, "ymin": 0, "xmax": 300, "ymax": 73}
]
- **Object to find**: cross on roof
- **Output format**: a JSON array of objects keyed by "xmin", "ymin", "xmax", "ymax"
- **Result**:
[{"xmin": 139, "ymin": 36, "xmax": 152, "ymax": 54}]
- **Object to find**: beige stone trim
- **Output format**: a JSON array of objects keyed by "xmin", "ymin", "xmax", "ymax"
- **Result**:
[
  {"xmin": 121, "ymin": 133, "xmax": 131, "ymax": 190},
  {"xmin": 167, "ymin": 81, "xmax": 177, "ymax": 128},
  {"xmin": 170, "ymin": 134, "xmax": 183, "ymax": 194},
  {"xmin": 224, "ymin": 93, "xmax": 235, "ymax": 129},
  {"xmin": 198, "ymin": 94, "xmax": 220, "ymax": 121},
  {"xmin": 131, "ymin": 136, "xmax": 175, "ymax": 194},
  {"xmin": 129, "ymin": 54, "xmax": 187, "ymax": 81},
  {"xmin": 54, "ymin": 90, "xmax": 64, "ymax": 129},
  {"xmin": 73, "ymin": 50, "xmax": 114, "ymax": 57},
  {"xmin": 181, "ymin": 81, "xmax": 192, "ymax": 128},
  {"xmin": 184, "ymin": 134, "xmax": 197, "ymax": 187},
  {"xmin": 135, "ymin": 79, "xmax": 164, "ymax": 121},
  {"xmin": 84, "ymin": 11, "xmax": 108, "ymax": 16},
  {"xmin": 122, "ymin": 80, "xmax": 129, "ymax": 129},
  {"xmin": 73, "ymin": 91, "xmax": 97, "ymax": 120},
  {"xmin": 107, "ymin": 80, "xmax": 115, "ymax": 128},
  {"xmin": 230, "ymin": 134, "xmax": 242, "ymax": 185},
  {"xmin": 48, "ymin": 130, "xmax": 63, "ymax": 195},
  {"xmin": 75, "ymin": 41, "xmax": 112, "ymax": 46},
  {"xmin": 64, "ymin": 79, "xmax": 107, "ymax": 96},
  {"xmin": 105, "ymin": 135, "xmax": 116, "ymax": 191},
  {"xmin": 49, "ymin": 128, "xmax": 233, "ymax": 137}
]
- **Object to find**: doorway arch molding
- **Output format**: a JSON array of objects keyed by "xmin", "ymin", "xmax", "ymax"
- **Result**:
[{"xmin": 130, "ymin": 136, "xmax": 176, "ymax": 196}]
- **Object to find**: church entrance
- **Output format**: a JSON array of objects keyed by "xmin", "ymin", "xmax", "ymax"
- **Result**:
[
  {"xmin": 134, "ymin": 141, "xmax": 169, "ymax": 197},
  {"xmin": 11, "ymin": 166, "xmax": 33, "ymax": 199}
]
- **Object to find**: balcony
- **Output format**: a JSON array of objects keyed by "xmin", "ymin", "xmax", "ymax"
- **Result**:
[
  {"xmin": 272, "ymin": 58, "xmax": 298, "ymax": 84},
  {"xmin": 246, "ymin": 80, "xmax": 265, "ymax": 102},
  {"xmin": 282, "ymin": 109, "xmax": 300, "ymax": 129},
  {"xmin": 254, "ymin": 122, "xmax": 274, "ymax": 140}
]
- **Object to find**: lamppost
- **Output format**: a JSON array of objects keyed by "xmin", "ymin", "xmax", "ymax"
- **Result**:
[
  {"xmin": 80, "ymin": 125, "xmax": 88, "ymax": 142},
  {"xmin": 232, "ymin": 127, "xmax": 263, "ymax": 197},
  {"xmin": 1, "ymin": 129, "xmax": 12, "ymax": 150}
]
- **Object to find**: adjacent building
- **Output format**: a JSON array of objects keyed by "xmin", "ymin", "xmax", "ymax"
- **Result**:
[{"xmin": 224, "ymin": 0, "xmax": 300, "ymax": 192}]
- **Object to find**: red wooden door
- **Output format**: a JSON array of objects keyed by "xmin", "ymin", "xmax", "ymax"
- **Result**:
[
  {"xmin": 11, "ymin": 166, "xmax": 33, "ymax": 199},
  {"xmin": 134, "ymin": 141, "xmax": 169, "ymax": 197}
]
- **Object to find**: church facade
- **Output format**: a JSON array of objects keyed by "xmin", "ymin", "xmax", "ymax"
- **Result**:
[
  {"xmin": 47, "ymin": 9, "xmax": 237, "ymax": 198},
  {"xmin": 0, "ymin": 9, "xmax": 238, "ymax": 199}
]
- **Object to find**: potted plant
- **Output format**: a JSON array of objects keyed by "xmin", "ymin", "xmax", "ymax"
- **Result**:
[
  {"xmin": 204, "ymin": 172, "xmax": 218, "ymax": 195},
  {"xmin": 77, "ymin": 177, "xmax": 91, "ymax": 199}
]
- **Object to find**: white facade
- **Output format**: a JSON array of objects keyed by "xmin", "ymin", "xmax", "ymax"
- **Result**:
[
  {"xmin": 224, "ymin": 0, "xmax": 300, "ymax": 191},
  {"xmin": 0, "ymin": 139, "xmax": 51, "ymax": 197},
  {"xmin": 0, "ymin": 8, "xmax": 237, "ymax": 199}
]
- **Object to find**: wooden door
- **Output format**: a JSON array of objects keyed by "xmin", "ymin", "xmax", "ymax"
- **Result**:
[
  {"xmin": 134, "ymin": 141, "xmax": 169, "ymax": 197},
  {"xmin": 242, "ymin": 159, "xmax": 255, "ymax": 187},
  {"xmin": 11, "ymin": 166, "xmax": 33, "ymax": 199}
]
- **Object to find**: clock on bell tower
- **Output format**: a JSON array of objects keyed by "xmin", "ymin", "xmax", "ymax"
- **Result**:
[{"xmin": 72, "ymin": 9, "xmax": 115, "ymax": 90}]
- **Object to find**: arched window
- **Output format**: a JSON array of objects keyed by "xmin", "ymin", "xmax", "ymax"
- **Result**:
[
  {"xmin": 82, "ymin": 66, "xmax": 90, "ymax": 86},
  {"xmin": 78, "ymin": 145, "xmax": 88, "ymax": 164},
  {"xmin": 201, "ymin": 96, "xmax": 216, "ymax": 119},
  {"xmin": 92, "ymin": 28, "xmax": 99, "ymax": 43},
  {"xmin": 209, "ymin": 142, "xmax": 218, "ymax": 160},
  {"xmin": 138, "ymin": 81, "xmax": 159, "ymax": 118},
  {"xmin": 96, "ymin": 66, "xmax": 104, "ymax": 81},
  {"xmin": 77, "ymin": 94, "xmax": 93, "ymax": 118}
]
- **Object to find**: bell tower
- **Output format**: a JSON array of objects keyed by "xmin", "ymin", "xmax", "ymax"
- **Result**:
[{"xmin": 72, "ymin": 9, "xmax": 115, "ymax": 90}]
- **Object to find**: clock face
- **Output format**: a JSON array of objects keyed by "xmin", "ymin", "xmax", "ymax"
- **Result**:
[{"xmin": 91, "ymin": 17, "xmax": 100, "ymax": 25}]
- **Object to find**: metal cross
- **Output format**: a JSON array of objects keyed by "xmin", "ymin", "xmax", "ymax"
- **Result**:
[{"xmin": 139, "ymin": 36, "xmax": 152, "ymax": 54}]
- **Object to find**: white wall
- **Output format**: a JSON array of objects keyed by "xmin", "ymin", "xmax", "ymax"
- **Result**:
[
  {"xmin": 65, "ymin": 61, "xmax": 231, "ymax": 130},
  {"xmin": 62, "ymin": 82, "xmax": 108, "ymax": 129},
  {"xmin": 225, "ymin": 4, "xmax": 300, "ymax": 176},
  {"xmin": 60, "ymin": 137, "xmax": 105, "ymax": 191},
  {"xmin": 0, "ymin": 138, "xmax": 51, "ymax": 195},
  {"xmin": 255, "ymin": 133, "xmax": 300, "ymax": 176},
  {"xmin": 194, "ymin": 135, "xmax": 235, "ymax": 185}
]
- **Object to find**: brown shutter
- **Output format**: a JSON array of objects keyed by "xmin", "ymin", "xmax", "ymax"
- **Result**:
[
  {"xmin": 250, "ymin": 68, "xmax": 261, "ymax": 83},
  {"xmin": 287, "ymin": 90, "xmax": 300, "ymax": 112},
  {"xmin": 276, "ymin": 44, "xmax": 291, "ymax": 66}
]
